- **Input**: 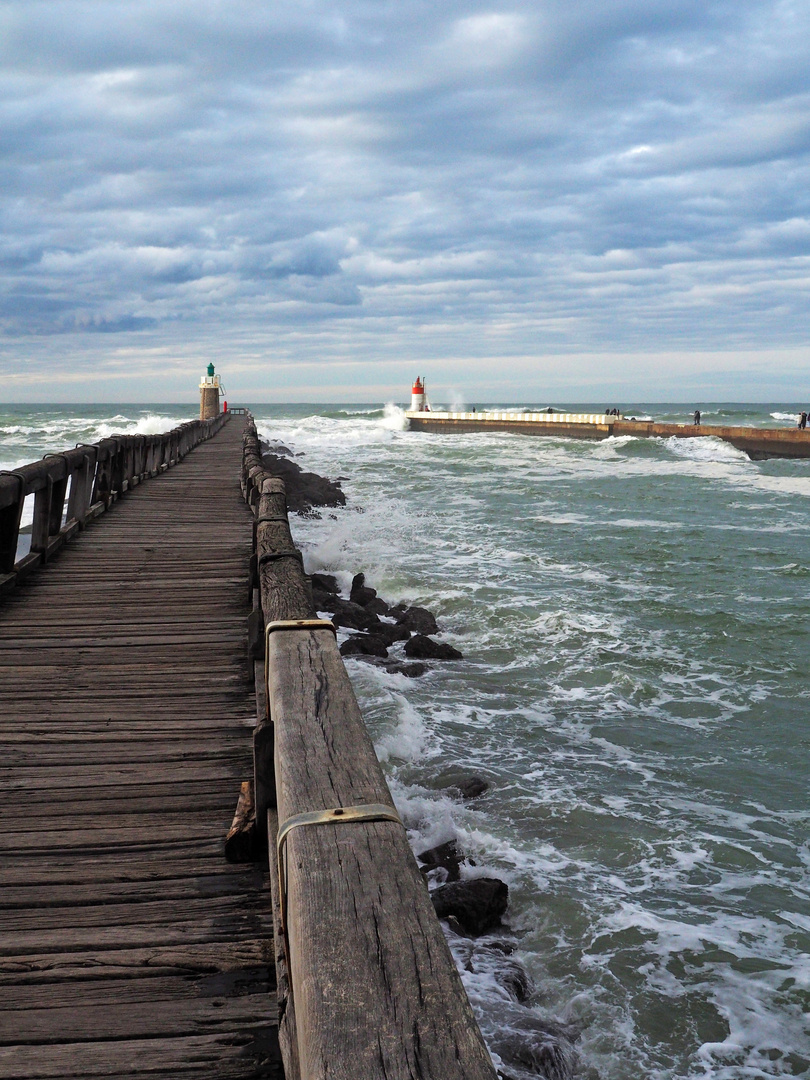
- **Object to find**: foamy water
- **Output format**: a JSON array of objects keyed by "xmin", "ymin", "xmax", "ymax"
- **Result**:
[{"xmin": 4, "ymin": 401, "xmax": 809, "ymax": 1079}]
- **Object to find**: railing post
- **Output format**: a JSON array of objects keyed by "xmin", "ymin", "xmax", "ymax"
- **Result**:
[
  {"xmin": 67, "ymin": 451, "xmax": 94, "ymax": 526},
  {"xmin": 0, "ymin": 475, "xmax": 24, "ymax": 576},
  {"xmin": 30, "ymin": 478, "xmax": 52, "ymax": 555}
]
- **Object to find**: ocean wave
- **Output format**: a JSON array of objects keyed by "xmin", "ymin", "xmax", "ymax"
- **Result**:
[{"xmin": 665, "ymin": 435, "xmax": 751, "ymax": 465}]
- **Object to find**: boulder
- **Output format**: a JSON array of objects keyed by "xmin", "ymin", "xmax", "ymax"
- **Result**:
[
  {"xmin": 331, "ymin": 598, "xmax": 381, "ymax": 632},
  {"xmin": 495, "ymin": 958, "xmax": 535, "ymax": 1003},
  {"xmin": 365, "ymin": 596, "xmax": 391, "ymax": 616},
  {"xmin": 396, "ymin": 606, "xmax": 439, "ymax": 635},
  {"xmin": 340, "ymin": 634, "xmax": 389, "ymax": 659},
  {"xmin": 430, "ymin": 878, "xmax": 508, "ymax": 936},
  {"xmin": 417, "ymin": 839, "xmax": 466, "ymax": 882},
  {"xmin": 261, "ymin": 452, "xmax": 346, "ymax": 515},
  {"xmin": 455, "ymin": 776, "xmax": 489, "ymax": 800},
  {"xmin": 312, "ymin": 589, "xmax": 339, "ymax": 613},
  {"xmin": 383, "ymin": 661, "xmax": 427, "ymax": 678},
  {"xmin": 404, "ymin": 634, "xmax": 463, "ymax": 660},
  {"xmin": 375, "ymin": 623, "xmax": 412, "ymax": 646},
  {"xmin": 311, "ymin": 572, "xmax": 339, "ymax": 594}
]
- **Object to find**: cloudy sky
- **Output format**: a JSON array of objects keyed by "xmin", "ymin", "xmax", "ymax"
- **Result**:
[{"xmin": 2, "ymin": 0, "xmax": 810, "ymax": 402}]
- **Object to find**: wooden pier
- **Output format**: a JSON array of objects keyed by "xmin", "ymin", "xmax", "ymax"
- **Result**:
[
  {"xmin": 0, "ymin": 419, "xmax": 280, "ymax": 1079},
  {"xmin": 0, "ymin": 415, "xmax": 497, "ymax": 1080}
]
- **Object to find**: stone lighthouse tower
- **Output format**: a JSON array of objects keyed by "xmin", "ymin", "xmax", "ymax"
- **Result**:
[{"xmin": 199, "ymin": 362, "xmax": 221, "ymax": 420}]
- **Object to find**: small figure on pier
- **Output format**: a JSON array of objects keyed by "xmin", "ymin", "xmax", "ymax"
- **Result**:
[
  {"xmin": 694, "ymin": 409, "xmax": 701, "ymax": 426},
  {"xmin": 798, "ymin": 411, "xmax": 807, "ymax": 430}
]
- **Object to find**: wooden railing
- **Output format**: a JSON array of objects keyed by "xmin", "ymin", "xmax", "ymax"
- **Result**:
[
  {"xmin": 241, "ymin": 416, "xmax": 497, "ymax": 1080},
  {"xmin": 0, "ymin": 413, "xmax": 229, "ymax": 592}
]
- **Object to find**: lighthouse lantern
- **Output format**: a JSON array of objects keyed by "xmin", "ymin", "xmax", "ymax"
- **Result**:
[
  {"xmin": 199, "ymin": 363, "xmax": 222, "ymax": 419},
  {"xmin": 411, "ymin": 377, "xmax": 426, "ymax": 412}
]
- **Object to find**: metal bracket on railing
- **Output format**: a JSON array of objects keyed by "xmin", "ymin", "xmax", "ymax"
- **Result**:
[{"xmin": 276, "ymin": 802, "xmax": 404, "ymax": 951}]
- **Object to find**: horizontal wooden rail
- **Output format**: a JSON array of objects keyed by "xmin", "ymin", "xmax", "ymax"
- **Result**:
[
  {"xmin": 241, "ymin": 416, "xmax": 497, "ymax": 1080},
  {"xmin": 0, "ymin": 413, "xmax": 229, "ymax": 593}
]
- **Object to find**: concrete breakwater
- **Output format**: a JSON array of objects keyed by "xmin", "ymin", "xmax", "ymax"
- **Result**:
[{"xmin": 406, "ymin": 410, "xmax": 810, "ymax": 459}]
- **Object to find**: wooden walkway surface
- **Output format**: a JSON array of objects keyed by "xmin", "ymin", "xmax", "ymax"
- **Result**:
[{"xmin": 0, "ymin": 420, "xmax": 281, "ymax": 1079}]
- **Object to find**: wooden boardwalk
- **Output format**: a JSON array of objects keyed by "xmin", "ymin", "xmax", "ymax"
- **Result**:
[{"xmin": 0, "ymin": 421, "xmax": 281, "ymax": 1079}]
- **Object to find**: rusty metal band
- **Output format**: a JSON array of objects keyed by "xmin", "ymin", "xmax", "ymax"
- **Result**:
[{"xmin": 276, "ymin": 803, "xmax": 404, "ymax": 942}]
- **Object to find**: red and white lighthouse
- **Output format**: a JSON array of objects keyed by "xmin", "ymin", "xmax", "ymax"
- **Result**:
[{"xmin": 411, "ymin": 376, "xmax": 427, "ymax": 412}]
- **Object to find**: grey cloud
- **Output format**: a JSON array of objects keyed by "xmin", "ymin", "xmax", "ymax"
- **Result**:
[{"xmin": 1, "ymin": 0, "xmax": 810, "ymax": 391}]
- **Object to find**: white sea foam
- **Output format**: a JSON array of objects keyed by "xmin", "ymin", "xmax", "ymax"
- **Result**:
[{"xmin": 770, "ymin": 411, "xmax": 801, "ymax": 422}]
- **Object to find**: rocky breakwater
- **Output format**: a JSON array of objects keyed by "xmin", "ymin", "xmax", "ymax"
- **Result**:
[
  {"xmin": 312, "ymin": 571, "xmax": 463, "ymax": 677},
  {"xmin": 261, "ymin": 439, "xmax": 578, "ymax": 1080}
]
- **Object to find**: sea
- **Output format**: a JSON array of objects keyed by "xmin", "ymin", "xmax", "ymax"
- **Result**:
[{"xmin": 2, "ymin": 402, "xmax": 809, "ymax": 1080}]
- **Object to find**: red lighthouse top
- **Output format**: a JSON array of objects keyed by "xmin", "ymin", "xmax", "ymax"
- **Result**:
[{"xmin": 412, "ymin": 377, "xmax": 424, "ymax": 393}]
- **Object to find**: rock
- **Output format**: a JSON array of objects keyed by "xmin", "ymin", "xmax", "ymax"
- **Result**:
[
  {"xmin": 396, "ymin": 606, "xmax": 439, "ymax": 635},
  {"xmin": 346, "ymin": 573, "xmax": 391, "ymax": 615},
  {"xmin": 495, "ymin": 958, "xmax": 535, "ymax": 1003},
  {"xmin": 404, "ymin": 634, "xmax": 463, "ymax": 660},
  {"xmin": 331, "ymin": 598, "xmax": 381, "ymax": 632},
  {"xmin": 430, "ymin": 878, "xmax": 508, "ymax": 936},
  {"xmin": 383, "ymin": 661, "xmax": 427, "ymax": 678},
  {"xmin": 311, "ymin": 572, "xmax": 339, "ymax": 594},
  {"xmin": 389, "ymin": 602, "xmax": 408, "ymax": 618},
  {"xmin": 365, "ymin": 596, "xmax": 391, "ymax": 616},
  {"xmin": 374, "ymin": 623, "xmax": 411, "ymax": 646},
  {"xmin": 490, "ymin": 1016, "xmax": 580, "ymax": 1080},
  {"xmin": 340, "ymin": 634, "xmax": 389, "ymax": 659},
  {"xmin": 261, "ymin": 453, "xmax": 346, "ymax": 515},
  {"xmin": 455, "ymin": 776, "xmax": 489, "ymax": 800},
  {"xmin": 417, "ymin": 839, "xmax": 467, "ymax": 882}
]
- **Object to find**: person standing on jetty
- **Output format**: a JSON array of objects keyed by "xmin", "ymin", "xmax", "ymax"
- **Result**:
[
  {"xmin": 694, "ymin": 409, "xmax": 701, "ymax": 425},
  {"xmin": 798, "ymin": 411, "xmax": 807, "ymax": 429}
]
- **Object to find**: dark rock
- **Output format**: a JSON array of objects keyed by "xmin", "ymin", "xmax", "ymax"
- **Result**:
[
  {"xmin": 481, "ymin": 938, "xmax": 515, "ymax": 955},
  {"xmin": 495, "ymin": 958, "xmax": 535, "ymax": 1003},
  {"xmin": 331, "ymin": 598, "xmax": 381, "ymax": 632},
  {"xmin": 365, "ymin": 596, "xmax": 391, "ymax": 616},
  {"xmin": 455, "ymin": 776, "xmax": 489, "ymax": 801},
  {"xmin": 404, "ymin": 634, "xmax": 463, "ymax": 660},
  {"xmin": 311, "ymin": 572, "xmax": 339, "ymax": 594},
  {"xmin": 396, "ymin": 605, "xmax": 439, "ymax": 635},
  {"xmin": 348, "ymin": 572, "xmax": 392, "ymax": 615},
  {"xmin": 261, "ymin": 453, "xmax": 346, "ymax": 515},
  {"xmin": 383, "ymin": 661, "xmax": 427, "ymax": 678},
  {"xmin": 340, "ymin": 634, "xmax": 389, "ymax": 659},
  {"xmin": 430, "ymin": 877, "xmax": 508, "ymax": 935},
  {"xmin": 417, "ymin": 839, "xmax": 465, "ymax": 882},
  {"xmin": 389, "ymin": 602, "xmax": 408, "ymax": 618},
  {"xmin": 491, "ymin": 1017, "xmax": 580, "ymax": 1080},
  {"xmin": 374, "ymin": 623, "xmax": 412, "ymax": 646}
]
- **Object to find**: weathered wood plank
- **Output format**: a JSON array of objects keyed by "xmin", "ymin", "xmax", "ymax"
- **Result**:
[
  {"xmin": 0, "ymin": 941, "xmax": 271, "ymax": 985},
  {"xmin": 0, "ymin": 1032, "xmax": 280, "ymax": 1080},
  {"xmin": 0, "ymin": 420, "xmax": 277, "ymax": 1080},
  {"xmin": 0, "ymin": 994, "xmax": 277, "ymax": 1044},
  {"xmin": 3, "ymin": 969, "xmax": 273, "ymax": 1011}
]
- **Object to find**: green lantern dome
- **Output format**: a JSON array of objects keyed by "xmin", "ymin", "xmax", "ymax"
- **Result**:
[{"xmin": 207, "ymin": 363, "xmax": 215, "ymax": 377}]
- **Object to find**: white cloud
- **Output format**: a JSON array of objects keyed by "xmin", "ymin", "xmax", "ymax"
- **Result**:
[{"xmin": 2, "ymin": 0, "xmax": 810, "ymax": 398}]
